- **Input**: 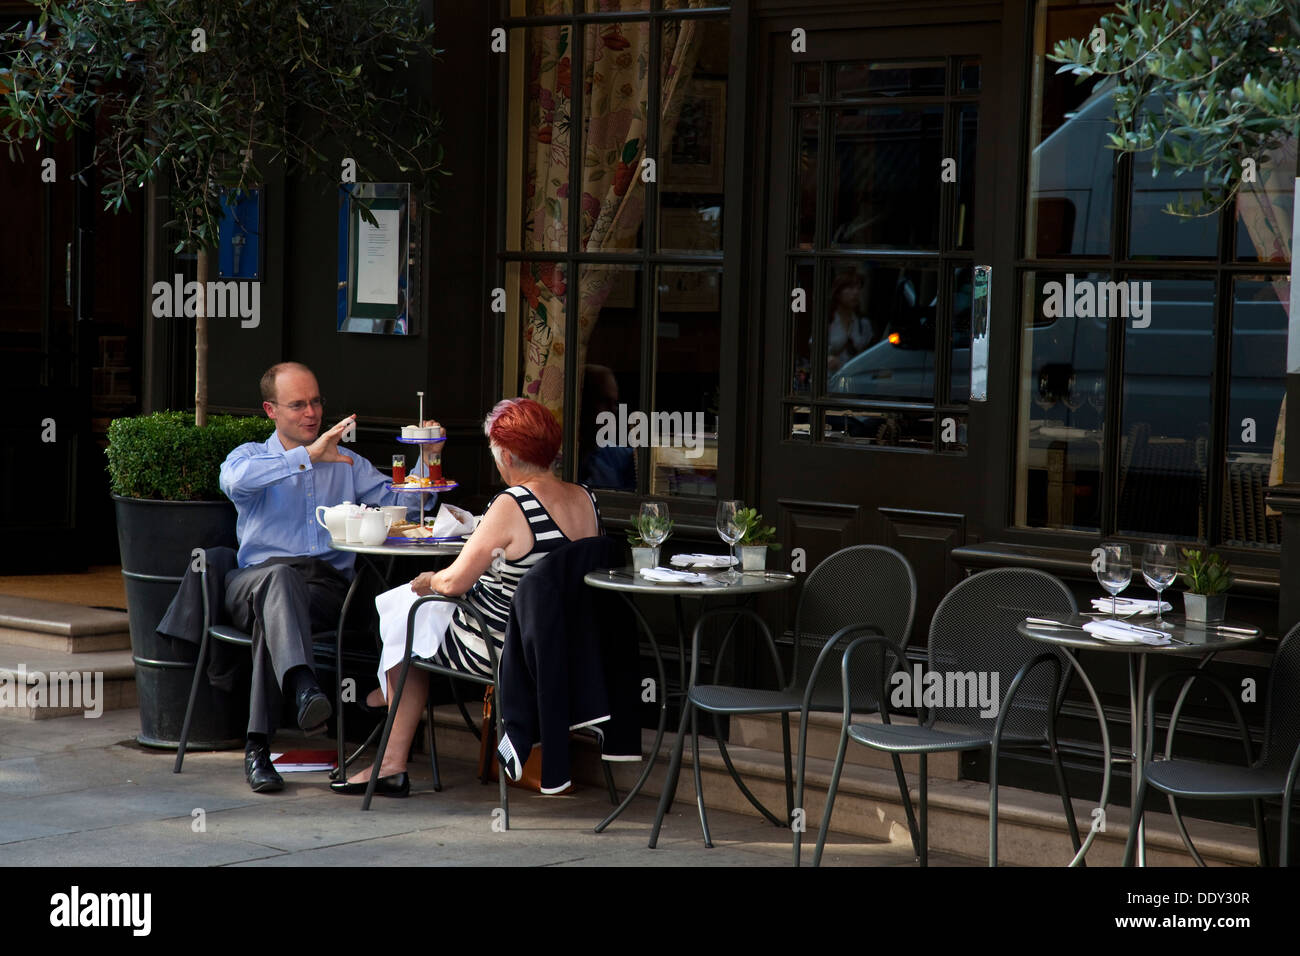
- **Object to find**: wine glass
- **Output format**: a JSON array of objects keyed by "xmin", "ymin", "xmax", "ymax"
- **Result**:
[
  {"xmin": 1095, "ymin": 543, "xmax": 1132, "ymax": 618},
  {"xmin": 1033, "ymin": 370, "xmax": 1055, "ymax": 417},
  {"xmin": 1062, "ymin": 373, "xmax": 1083, "ymax": 416},
  {"xmin": 1142, "ymin": 542, "xmax": 1178, "ymax": 629},
  {"xmin": 639, "ymin": 502, "xmax": 670, "ymax": 561},
  {"xmin": 716, "ymin": 500, "xmax": 743, "ymax": 584}
]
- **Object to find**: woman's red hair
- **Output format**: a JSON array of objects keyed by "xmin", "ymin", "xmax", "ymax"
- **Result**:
[{"xmin": 483, "ymin": 398, "xmax": 561, "ymax": 470}]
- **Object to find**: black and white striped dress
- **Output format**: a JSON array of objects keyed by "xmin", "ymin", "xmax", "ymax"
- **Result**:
[{"xmin": 434, "ymin": 484, "xmax": 601, "ymax": 678}]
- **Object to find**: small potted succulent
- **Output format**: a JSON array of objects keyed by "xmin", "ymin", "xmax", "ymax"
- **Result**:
[
  {"xmin": 735, "ymin": 508, "xmax": 782, "ymax": 571},
  {"xmin": 1179, "ymin": 549, "xmax": 1233, "ymax": 624},
  {"xmin": 627, "ymin": 513, "xmax": 673, "ymax": 572}
]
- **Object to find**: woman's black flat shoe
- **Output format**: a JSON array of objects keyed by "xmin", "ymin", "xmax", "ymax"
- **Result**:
[{"xmin": 330, "ymin": 772, "xmax": 410, "ymax": 797}]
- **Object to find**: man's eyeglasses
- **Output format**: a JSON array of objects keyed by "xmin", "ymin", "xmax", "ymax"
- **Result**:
[{"xmin": 268, "ymin": 398, "xmax": 325, "ymax": 413}]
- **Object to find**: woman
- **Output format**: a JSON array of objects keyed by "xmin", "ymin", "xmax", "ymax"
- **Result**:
[
  {"xmin": 826, "ymin": 271, "xmax": 874, "ymax": 376},
  {"xmin": 331, "ymin": 398, "xmax": 602, "ymax": 796}
]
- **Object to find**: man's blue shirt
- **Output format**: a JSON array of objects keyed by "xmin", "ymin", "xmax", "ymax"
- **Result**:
[{"xmin": 219, "ymin": 430, "xmax": 427, "ymax": 573}]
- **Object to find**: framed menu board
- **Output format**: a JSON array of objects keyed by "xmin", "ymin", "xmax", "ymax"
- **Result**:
[{"xmin": 337, "ymin": 182, "xmax": 419, "ymax": 334}]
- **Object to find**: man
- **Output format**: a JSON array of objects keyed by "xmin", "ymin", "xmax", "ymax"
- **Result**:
[{"xmin": 220, "ymin": 361, "xmax": 432, "ymax": 793}]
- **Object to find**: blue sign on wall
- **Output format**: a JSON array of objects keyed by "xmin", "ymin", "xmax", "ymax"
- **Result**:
[{"xmin": 218, "ymin": 188, "xmax": 262, "ymax": 280}]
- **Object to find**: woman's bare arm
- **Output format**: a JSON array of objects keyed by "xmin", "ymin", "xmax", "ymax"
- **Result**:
[{"xmin": 409, "ymin": 494, "xmax": 524, "ymax": 597}]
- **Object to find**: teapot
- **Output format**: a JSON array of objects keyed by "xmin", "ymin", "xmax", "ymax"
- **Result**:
[
  {"xmin": 357, "ymin": 507, "xmax": 393, "ymax": 546},
  {"xmin": 315, "ymin": 501, "xmax": 360, "ymax": 542}
]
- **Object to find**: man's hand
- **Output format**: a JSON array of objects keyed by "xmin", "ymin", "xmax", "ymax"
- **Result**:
[{"xmin": 307, "ymin": 415, "xmax": 356, "ymax": 465}]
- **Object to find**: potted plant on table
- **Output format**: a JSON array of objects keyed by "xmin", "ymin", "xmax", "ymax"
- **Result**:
[
  {"xmin": 106, "ymin": 413, "xmax": 272, "ymax": 748},
  {"xmin": 627, "ymin": 513, "xmax": 673, "ymax": 573},
  {"xmin": 1179, "ymin": 549, "xmax": 1233, "ymax": 625},
  {"xmin": 736, "ymin": 508, "xmax": 781, "ymax": 572}
]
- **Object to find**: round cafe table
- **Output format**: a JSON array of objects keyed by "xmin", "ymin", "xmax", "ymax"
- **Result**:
[
  {"xmin": 583, "ymin": 568, "xmax": 798, "ymax": 838},
  {"xmin": 1017, "ymin": 611, "xmax": 1260, "ymax": 866},
  {"xmin": 329, "ymin": 538, "xmax": 465, "ymax": 780}
]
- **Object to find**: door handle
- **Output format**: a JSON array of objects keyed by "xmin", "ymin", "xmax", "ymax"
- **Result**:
[{"xmin": 970, "ymin": 265, "xmax": 991, "ymax": 402}]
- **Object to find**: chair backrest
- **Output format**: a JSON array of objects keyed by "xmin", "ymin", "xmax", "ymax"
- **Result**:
[
  {"xmin": 1258, "ymin": 623, "xmax": 1300, "ymax": 773},
  {"xmin": 793, "ymin": 545, "xmax": 916, "ymax": 711},
  {"xmin": 927, "ymin": 567, "xmax": 1076, "ymax": 738}
]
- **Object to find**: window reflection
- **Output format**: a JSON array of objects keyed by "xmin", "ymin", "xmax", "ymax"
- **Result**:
[{"xmin": 827, "ymin": 264, "xmax": 940, "ymax": 399}]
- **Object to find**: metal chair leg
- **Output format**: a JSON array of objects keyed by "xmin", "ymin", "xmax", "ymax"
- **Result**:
[
  {"xmin": 600, "ymin": 759, "xmax": 619, "ymax": 806},
  {"xmin": 364, "ymin": 660, "xmax": 407, "ymax": 812},
  {"xmin": 813, "ymin": 720, "xmax": 851, "ymax": 868},
  {"xmin": 491, "ymin": 689, "xmax": 509, "ymax": 830},
  {"xmin": 714, "ymin": 713, "xmax": 784, "ymax": 827},
  {"xmin": 1050, "ymin": 743, "xmax": 1084, "ymax": 863},
  {"xmin": 426, "ymin": 697, "xmax": 442, "ymax": 792},
  {"xmin": 989, "ymin": 744, "xmax": 1001, "ymax": 867},
  {"xmin": 173, "ymin": 628, "xmax": 213, "ymax": 774},
  {"xmin": 781, "ymin": 712, "xmax": 795, "ymax": 824},
  {"xmin": 890, "ymin": 753, "xmax": 921, "ymax": 859},
  {"xmin": 1122, "ymin": 775, "xmax": 1151, "ymax": 866},
  {"xmin": 1253, "ymin": 799, "xmax": 1269, "ymax": 867},
  {"xmin": 919, "ymin": 753, "xmax": 929, "ymax": 867},
  {"xmin": 649, "ymin": 701, "xmax": 692, "ymax": 848},
  {"xmin": 692, "ymin": 704, "xmax": 712, "ymax": 848}
]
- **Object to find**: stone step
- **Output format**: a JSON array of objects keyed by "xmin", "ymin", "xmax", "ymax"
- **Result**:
[
  {"xmin": 416, "ymin": 705, "xmax": 1258, "ymax": 867},
  {"xmin": 730, "ymin": 709, "xmax": 962, "ymax": 780},
  {"xmin": 0, "ymin": 595, "xmax": 131, "ymax": 654},
  {"xmin": 0, "ymin": 639, "xmax": 137, "ymax": 720}
]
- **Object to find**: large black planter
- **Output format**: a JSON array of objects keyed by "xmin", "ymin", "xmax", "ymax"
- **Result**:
[{"xmin": 113, "ymin": 495, "xmax": 246, "ymax": 749}]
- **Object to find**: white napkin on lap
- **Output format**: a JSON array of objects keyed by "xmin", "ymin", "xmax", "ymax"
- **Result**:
[
  {"xmin": 670, "ymin": 553, "xmax": 737, "ymax": 569},
  {"xmin": 1090, "ymin": 597, "xmax": 1171, "ymax": 616},
  {"xmin": 639, "ymin": 567, "xmax": 713, "ymax": 584},
  {"xmin": 1083, "ymin": 620, "xmax": 1171, "ymax": 645}
]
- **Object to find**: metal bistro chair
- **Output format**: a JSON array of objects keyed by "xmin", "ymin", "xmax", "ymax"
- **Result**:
[
  {"xmin": 650, "ymin": 545, "xmax": 917, "ymax": 851},
  {"xmin": 812, "ymin": 567, "xmax": 1083, "ymax": 867},
  {"xmin": 173, "ymin": 561, "xmax": 345, "ymax": 774},
  {"xmin": 362, "ymin": 595, "xmax": 508, "ymax": 816},
  {"xmin": 1124, "ymin": 622, "xmax": 1300, "ymax": 867}
]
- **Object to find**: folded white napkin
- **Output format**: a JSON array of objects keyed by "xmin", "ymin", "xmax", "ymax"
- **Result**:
[
  {"xmin": 427, "ymin": 503, "xmax": 476, "ymax": 539},
  {"xmin": 1090, "ymin": 597, "xmax": 1172, "ymax": 617},
  {"xmin": 670, "ymin": 553, "xmax": 738, "ymax": 569},
  {"xmin": 639, "ymin": 567, "xmax": 714, "ymax": 584},
  {"xmin": 1082, "ymin": 620, "xmax": 1171, "ymax": 645}
]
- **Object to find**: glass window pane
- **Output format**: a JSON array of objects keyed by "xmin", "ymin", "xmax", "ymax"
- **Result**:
[
  {"xmin": 799, "ymin": 63, "xmax": 821, "ymax": 99},
  {"xmin": 958, "ymin": 58, "xmax": 981, "ymax": 92},
  {"xmin": 658, "ymin": 19, "xmax": 729, "ymax": 253},
  {"xmin": 826, "ymin": 263, "xmax": 940, "ymax": 401},
  {"xmin": 833, "ymin": 60, "xmax": 945, "ymax": 99},
  {"xmin": 790, "ymin": 404, "xmax": 811, "ymax": 441},
  {"xmin": 520, "ymin": 25, "xmax": 576, "ymax": 253},
  {"xmin": 586, "ymin": 0, "xmax": 648, "ymax": 10},
  {"xmin": 948, "ymin": 264, "xmax": 972, "ymax": 404},
  {"xmin": 1236, "ymin": 140, "xmax": 1296, "ymax": 262},
  {"xmin": 1116, "ymin": 279, "xmax": 1215, "ymax": 540},
  {"xmin": 791, "ymin": 261, "xmax": 814, "ymax": 396},
  {"xmin": 954, "ymin": 103, "xmax": 978, "ymax": 250},
  {"xmin": 518, "ymin": 260, "xmax": 570, "ymax": 417},
  {"xmin": 822, "ymin": 408, "xmax": 934, "ymax": 449},
  {"xmin": 577, "ymin": 264, "xmax": 642, "ymax": 493},
  {"xmin": 1223, "ymin": 277, "xmax": 1289, "ymax": 548},
  {"xmin": 1014, "ymin": 270, "xmax": 1106, "ymax": 532},
  {"xmin": 1129, "ymin": 142, "xmax": 1218, "ymax": 259},
  {"xmin": 795, "ymin": 109, "xmax": 818, "ymax": 248},
  {"xmin": 1024, "ymin": 1, "xmax": 1114, "ymax": 257},
  {"xmin": 580, "ymin": 20, "xmax": 651, "ymax": 254},
  {"xmin": 652, "ymin": 265, "xmax": 721, "ymax": 497},
  {"xmin": 830, "ymin": 105, "xmax": 944, "ymax": 250}
]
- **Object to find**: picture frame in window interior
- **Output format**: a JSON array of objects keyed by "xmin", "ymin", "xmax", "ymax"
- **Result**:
[
  {"xmin": 662, "ymin": 78, "xmax": 726, "ymax": 193},
  {"xmin": 659, "ymin": 265, "xmax": 721, "ymax": 312}
]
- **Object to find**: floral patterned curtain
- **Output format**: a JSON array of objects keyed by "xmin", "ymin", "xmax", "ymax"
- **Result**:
[{"xmin": 519, "ymin": 2, "xmax": 706, "ymax": 423}]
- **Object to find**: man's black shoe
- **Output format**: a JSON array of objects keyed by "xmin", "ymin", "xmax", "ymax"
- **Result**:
[
  {"xmin": 295, "ymin": 683, "xmax": 332, "ymax": 734},
  {"xmin": 244, "ymin": 743, "xmax": 284, "ymax": 793}
]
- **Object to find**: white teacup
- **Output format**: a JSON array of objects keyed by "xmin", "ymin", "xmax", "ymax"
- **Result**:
[
  {"xmin": 379, "ymin": 505, "xmax": 407, "ymax": 527},
  {"xmin": 401, "ymin": 425, "xmax": 420, "ymax": 439}
]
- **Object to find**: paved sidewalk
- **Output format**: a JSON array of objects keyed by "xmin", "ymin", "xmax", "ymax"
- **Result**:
[{"xmin": 0, "ymin": 709, "xmax": 975, "ymax": 867}]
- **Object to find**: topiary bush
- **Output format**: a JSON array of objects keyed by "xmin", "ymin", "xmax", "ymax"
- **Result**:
[{"xmin": 106, "ymin": 412, "xmax": 272, "ymax": 501}]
